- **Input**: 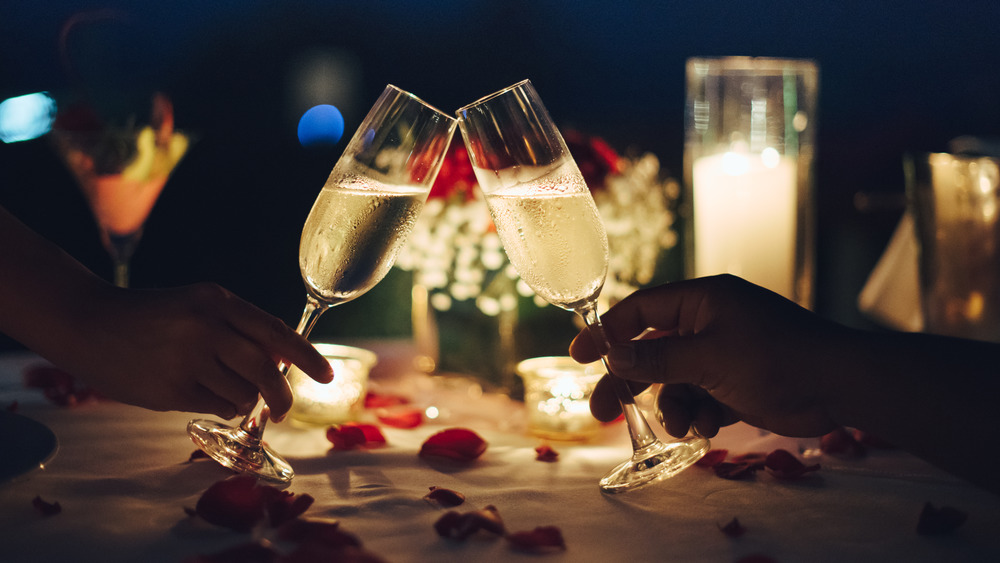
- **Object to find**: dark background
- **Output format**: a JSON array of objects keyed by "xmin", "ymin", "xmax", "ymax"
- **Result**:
[{"xmin": 3, "ymin": 0, "xmax": 1000, "ymax": 352}]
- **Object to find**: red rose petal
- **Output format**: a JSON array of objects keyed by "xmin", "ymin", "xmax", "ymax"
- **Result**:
[
  {"xmin": 696, "ymin": 449, "xmax": 729, "ymax": 468},
  {"xmin": 433, "ymin": 505, "xmax": 505, "ymax": 540},
  {"xmin": 729, "ymin": 452, "xmax": 768, "ymax": 466},
  {"xmin": 714, "ymin": 462, "xmax": 761, "ymax": 480},
  {"xmin": 262, "ymin": 487, "xmax": 314, "ymax": 527},
  {"xmin": 32, "ymin": 495, "xmax": 61, "ymax": 517},
  {"xmin": 764, "ymin": 449, "xmax": 821, "ymax": 480},
  {"xmin": 535, "ymin": 445, "xmax": 559, "ymax": 462},
  {"xmin": 184, "ymin": 541, "xmax": 278, "ymax": 563},
  {"xmin": 506, "ymin": 526, "xmax": 566, "ymax": 553},
  {"xmin": 351, "ymin": 423, "xmax": 387, "ymax": 445},
  {"xmin": 916, "ymin": 502, "xmax": 968, "ymax": 535},
  {"xmin": 188, "ymin": 449, "xmax": 210, "ymax": 463},
  {"xmin": 820, "ymin": 427, "xmax": 866, "ymax": 459},
  {"xmin": 376, "ymin": 408, "xmax": 423, "ymax": 429},
  {"xmin": 718, "ymin": 517, "xmax": 746, "ymax": 538},
  {"xmin": 364, "ymin": 392, "xmax": 410, "ymax": 409},
  {"xmin": 23, "ymin": 364, "xmax": 101, "ymax": 407},
  {"xmin": 194, "ymin": 475, "xmax": 266, "ymax": 532},
  {"xmin": 424, "ymin": 486, "xmax": 466, "ymax": 507},
  {"xmin": 853, "ymin": 429, "xmax": 896, "ymax": 449},
  {"xmin": 419, "ymin": 428, "xmax": 487, "ymax": 463},
  {"xmin": 326, "ymin": 425, "xmax": 367, "ymax": 450}
]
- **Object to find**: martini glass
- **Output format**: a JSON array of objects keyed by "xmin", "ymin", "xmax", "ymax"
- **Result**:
[
  {"xmin": 51, "ymin": 95, "xmax": 190, "ymax": 287},
  {"xmin": 457, "ymin": 80, "xmax": 709, "ymax": 493},
  {"xmin": 187, "ymin": 85, "xmax": 457, "ymax": 483}
]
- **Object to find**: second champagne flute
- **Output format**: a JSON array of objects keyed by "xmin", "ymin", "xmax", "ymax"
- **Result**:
[
  {"xmin": 187, "ymin": 85, "xmax": 457, "ymax": 483},
  {"xmin": 457, "ymin": 80, "xmax": 709, "ymax": 493}
]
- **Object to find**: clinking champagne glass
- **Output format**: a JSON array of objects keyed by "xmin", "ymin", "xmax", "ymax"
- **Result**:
[
  {"xmin": 187, "ymin": 85, "xmax": 457, "ymax": 483},
  {"xmin": 457, "ymin": 80, "xmax": 709, "ymax": 493}
]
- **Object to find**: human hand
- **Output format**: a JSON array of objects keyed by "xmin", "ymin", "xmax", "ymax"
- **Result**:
[
  {"xmin": 569, "ymin": 275, "xmax": 847, "ymax": 439},
  {"xmin": 61, "ymin": 282, "xmax": 332, "ymax": 420}
]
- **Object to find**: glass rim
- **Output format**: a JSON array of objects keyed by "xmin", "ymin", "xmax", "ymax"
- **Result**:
[
  {"xmin": 686, "ymin": 56, "xmax": 817, "ymax": 74},
  {"xmin": 385, "ymin": 84, "xmax": 457, "ymax": 124},
  {"xmin": 456, "ymin": 78, "xmax": 533, "ymax": 115}
]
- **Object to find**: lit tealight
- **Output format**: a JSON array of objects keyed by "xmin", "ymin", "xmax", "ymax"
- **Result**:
[
  {"xmin": 516, "ymin": 356, "xmax": 603, "ymax": 442},
  {"xmin": 286, "ymin": 343, "xmax": 376, "ymax": 426}
]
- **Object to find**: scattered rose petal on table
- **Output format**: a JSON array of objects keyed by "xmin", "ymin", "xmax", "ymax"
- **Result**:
[
  {"xmin": 32, "ymin": 495, "xmax": 61, "ymax": 517},
  {"xmin": 23, "ymin": 364, "xmax": 101, "ymax": 407},
  {"xmin": 696, "ymin": 449, "xmax": 729, "ymax": 468},
  {"xmin": 423, "ymin": 486, "xmax": 466, "ymax": 508},
  {"xmin": 434, "ymin": 505, "xmax": 506, "ymax": 540},
  {"xmin": 718, "ymin": 517, "xmax": 747, "ymax": 538},
  {"xmin": 191, "ymin": 475, "xmax": 313, "ymax": 532},
  {"xmin": 187, "ymin": 449, "xmax": 210, "ymax": 463},
  {"xmin": 916, "ymin": 502, "xmax": 968, "ymax": 535},
  {"xmin": 729, "ymin": 452, "xmax": 768, "ymax": 466},
  {"xmin": 853, "ymin": 429, "xmax": 896, "ymax": 449},
  {"xmin": 419, "ymin": 428, "xmax": 487, "ymax": 463},
  {"xmin": 820, "ymin": 427, "xmax": 866, "ymax": 459},
  {"xmin": 326, "ymin": 423, "xmax": 386, "ymax": 450},
  {"xmin": 364, "ymin": 392, "xmax": 409, "ymax": 409},
  {"xmin": 376, "ymin": 407, "xmax": 423, "ymax": 429},
  {"xmin": 506, "ymin": 526, "xmax": 567, "ymax": 553},
  {"xmin": 713, "ymin": 462, "xmax": 761, "ymax": 480},
  {"xmin": 764, "ymin": 449, "xmax": 820, "ymax": 480},
  {"xmin": 535, "ymin": 445, "xmax": 559, "ymax": 462}
]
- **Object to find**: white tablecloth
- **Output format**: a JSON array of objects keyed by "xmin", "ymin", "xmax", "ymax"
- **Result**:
[{"xmin": 2, "ymin": 349, "xmax": 999, "ymax": 562}]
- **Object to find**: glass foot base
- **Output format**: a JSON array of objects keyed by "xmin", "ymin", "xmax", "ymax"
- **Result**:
[
  {"xmin": 599, "ymin": 435, "xmax": 710, "ymax": 494},
  {"xmin": 187, "ymin": 419, "xmax": 294, "ymax": 484}
]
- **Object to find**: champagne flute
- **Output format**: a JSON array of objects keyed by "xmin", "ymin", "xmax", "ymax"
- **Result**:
[
  {"xmin": 456, "ymin": 80, "xmax": 709, "ymax": 493},
  {"xmin": 188, "ymin": 85, "xmax": 457, "ymax": 483}
]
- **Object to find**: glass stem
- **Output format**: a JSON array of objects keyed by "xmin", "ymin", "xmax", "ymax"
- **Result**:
[
  {"xmin": 238, "ymin": 295, "xmax": 327, "ymax": 438},
  {"xmin": 578, "ymin": 302, "xmax": 660, "ymax": 452},
  {"xmin": 113, "ymin": 260, "xmax": 129, "ymax": 288}
]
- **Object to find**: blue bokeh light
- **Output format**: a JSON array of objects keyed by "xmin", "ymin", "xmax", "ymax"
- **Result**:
[
  {"xmin": 0, "ymin": 92, "xmax": 56, "ymax": 143},
  {"xmin": 297, "ymin": 104, "xmax": 345, "ymax": 148}
]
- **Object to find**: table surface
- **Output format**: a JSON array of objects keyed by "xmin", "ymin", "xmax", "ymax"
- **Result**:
[{"xmin": 2, "ymin": 348, "xmax": 999, "ymax": 563}]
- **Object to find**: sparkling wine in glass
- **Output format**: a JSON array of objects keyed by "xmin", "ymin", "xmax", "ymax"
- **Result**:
[
  {"xmin": 187, "ymin": 85, "xmax": 457, "ymax": 483},
  {"xmin": 50, "ymin": 94, "xmax": 189, "ymax": 287},
  {"xmin": 457, "ymin": 80, "xmax": 709, "ymax": 493}
]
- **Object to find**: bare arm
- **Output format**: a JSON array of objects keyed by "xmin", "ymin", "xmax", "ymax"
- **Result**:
[
  {"xmin": 0, "ymin": 204, "xmax": 331, "ymax": 419},
  {"xmin": 570, "ymin": 275, "xmax": 1000, "ymax": 494}
]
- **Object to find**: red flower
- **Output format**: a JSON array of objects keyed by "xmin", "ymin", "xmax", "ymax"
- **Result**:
[
  {"xmin": 506, "ymin": 526, "xmax": 567, "ymax": 553},
  {"xmin": 428, "ymin": 144, "xmax": 478, "ymax": 201},
  {"xmin": 564, "ymin": 130, "xmax": 622, "ymax": 190},
  {"xmin": 423, "ymin": 486, "xmax": 466, "ymax": 508},
  {"xmin": 326, "ymin": 423, "xmax": 387, "ymax": 450},
  {"xmin": 419, "ymin": 428, "xmax": 487, "ymax": 463},
  {"xmin": 764, "ymin": 449, "xmax": 821, "ymax": 480},
  {"xmin": 534, "ymin": 445, "xmax": 559, "ymax": 462}
]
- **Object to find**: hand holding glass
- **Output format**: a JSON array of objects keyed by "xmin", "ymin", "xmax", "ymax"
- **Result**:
[
  {"xmin": 456, "ymin": 80, "xmax": 709, "ymax": 492},
  {"xmin": 188, "ymin": 85, "xmax": 457, "ymax": 483}
]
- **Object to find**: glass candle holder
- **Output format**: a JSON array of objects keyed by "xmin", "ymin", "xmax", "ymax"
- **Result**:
[
  {"xmin": 516, "ymin": 356, "xmax": 603, "ymax": 442},
  {"xmin": 684, "ymin": 57, "xmax": 819, "ymax": 308},
  {"xmin": 286, "ymin": 343, "xmax": 377, "ymax": 426}
]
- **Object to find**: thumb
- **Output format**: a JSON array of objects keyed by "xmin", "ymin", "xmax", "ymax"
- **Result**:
[{"xmin": 607, "ymin": 336, "xmax": 705, "ymax": 385}]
